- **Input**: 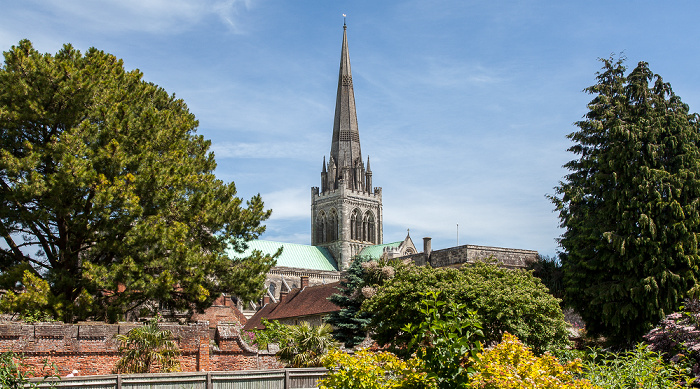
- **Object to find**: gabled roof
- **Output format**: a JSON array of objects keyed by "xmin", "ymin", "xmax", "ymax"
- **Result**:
[
  {"xmin": 243, "ymin": 282, "xmax": 342, "ymax": 331},
  {"xmin": 228, "ymin": 240, "xmax": 338, "ymax": 271},
  {"xmin": 357, "ymin": 241, "xmax": 403, "ymax": 259}
]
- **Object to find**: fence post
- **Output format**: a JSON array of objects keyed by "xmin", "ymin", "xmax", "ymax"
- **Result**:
[
  {"xmin": 116, "ymin": 374, "xmax": 122, "ymax": 389},
  {"xmin": 285, "ymin": 369, "xmax": 291, "ymax": 389},
  {"xmin": 207, "ymin": 371, "xmax": 212, "ymax": 389}
]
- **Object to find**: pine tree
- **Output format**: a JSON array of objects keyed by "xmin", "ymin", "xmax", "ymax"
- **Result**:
[
  {"xmin": 552, "ymin": 57, "xmax": 700, "ymax": 346},
  {"xmin": 0, "ymin": 40, "xmax": 277, "ymax": 322}
]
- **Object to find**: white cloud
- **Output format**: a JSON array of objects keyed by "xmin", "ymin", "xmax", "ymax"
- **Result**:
[
  {"xmin": 211, "ymin": 141, "xmax": 319, "ymax": 160},
  {"xmin": 262, "ymin": 188, "xmax": 309, "ymax": 220},
  {"xmin": 22, "ymin": 0, "xmax": 254, "ymax": 34}
]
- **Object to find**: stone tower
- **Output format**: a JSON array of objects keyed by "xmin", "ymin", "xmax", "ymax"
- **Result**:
[{"xmin": 311, "ymin": 24, "xmax": 383, "ymax": 270}]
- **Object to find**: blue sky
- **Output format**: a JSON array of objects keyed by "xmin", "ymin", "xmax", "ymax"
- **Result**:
[{"xmin": 3, "ymin": 1, "xmax": 700, "ymax": 258}]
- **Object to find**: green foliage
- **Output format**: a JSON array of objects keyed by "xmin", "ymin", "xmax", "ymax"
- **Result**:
[
  {"xmin": 580, "ymin": 345, "xmax": 692, "ymax": 388},
  {"xmin": 0, "ymin": 352, "xmax": 33, "ymax": 389},
  {"xmin": 251, "ymin": 318, "xmax": 292, "ymax": 350},
  {"xmin": 113, "ymin": 317, "xmax": 181, "ymax": 373},
  {"xmin": 468, "ymin": 333, "xmax": 598, "ymax": 389},
  {"xmin": 0, "ymin": 40, "xmax": 277, "ymax": 322},
  {"xmin": 0, "ymin": 352, "xmax": 58, "ymax": 389},
  {"xmin": 325, "ymin": 255, "xmax": 399, "ymax": 348},
  {"xmin": 404, "ymin": 291, "xmax": 483, "ymax": 388},
  {"xmin": 253, "ymin": 319, "xmax": 339, "ymax": 367},
  {"xmin": 551, "ymin": 56, "xmax": 700, "ymax": 346},
  {"xmin": 362, "ymin": 261, "xmax": 569, "ymax": 355},
  {"xmin": 527, "ymin": 254, "xmax": 564, "ymax": 300},
  {"xmin": 319, "ymin": 349, "xmax": 436, "ymax": 389},
  {"xmin": 0, "ymin": 270, "xmax": 59, "ymax": 321}
]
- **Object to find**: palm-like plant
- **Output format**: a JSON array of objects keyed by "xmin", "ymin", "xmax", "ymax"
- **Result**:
[
  {"xmin": 278, "ymin": 322, "xmax": 338, "ymax": 368},
  {"xmin": 113, "ymin": 317, "xmax": 181, "ymax": 373}
]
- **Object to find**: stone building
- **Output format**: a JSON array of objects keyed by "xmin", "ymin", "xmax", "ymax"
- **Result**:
[
  {"xmin": 230, "ymin": 24, "xmax": 538, "ymax": 314},
  {"xmin": 311, "ymin": 23, "xmax": 383, "ymax": 271}
]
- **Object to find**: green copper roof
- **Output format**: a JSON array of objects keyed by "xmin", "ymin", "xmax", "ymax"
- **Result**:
[
  {"xmin": 227, "ymin": 240, "xmax": 338, "ymax": 271},
  {"xmin": 357, "ymin": 241, "xmax": 403, "ymax": 259}
]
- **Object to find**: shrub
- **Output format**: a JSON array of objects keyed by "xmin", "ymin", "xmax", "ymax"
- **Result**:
[
  {"xmin": 319, "ymin": 349, "xmax": 435, "ymax": 389},
  {"xmin": 0, "ymin": 352, "xmax": 33, "ymax": 389},
  {"xmin": 0, "ymin": 352, "xmax": 58, "ymax": 389},
  {"xmin": 468, "ymin": 333, "xmax": 597, "ymax": 389},
  {"xmin": 580, "ymin": 345, "xmax": 692, "ymax": 388},
  {"xmin": 363, "ymin": 261, "xmax": 570, "ymax": 355},
  {"xmin": 644, "ymin": 299, "xmax": 700, "ymax": 379},
  {"xmin": 404, "ymin": 291, "xmax": 483, "ymax": 388}
]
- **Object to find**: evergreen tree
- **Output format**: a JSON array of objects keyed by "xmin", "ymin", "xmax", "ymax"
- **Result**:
[
  {"xmin": 0, "ymin": 40, "xmax": 277, "ymax": 322},
  {"xmin": 551, "ymin": 57, "xmax": 700, "ymax": 346},
  {"xmin": 325, "ymin": 256, "xmax": 373, "ymax": 348}
]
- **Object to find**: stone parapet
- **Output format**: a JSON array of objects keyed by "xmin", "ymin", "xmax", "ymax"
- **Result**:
[{"xmin": 427, "ymin": 244, "xmax": 537, "ymax": 269}]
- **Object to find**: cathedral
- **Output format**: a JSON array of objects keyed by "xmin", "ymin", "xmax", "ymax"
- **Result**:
[
  {"xmin": 311, "ymin": 23, "xmax": 386, "ymax": 270},
  {"xmin": 232, "ymin": 24, "xmax": 538, "ymax": 309}
]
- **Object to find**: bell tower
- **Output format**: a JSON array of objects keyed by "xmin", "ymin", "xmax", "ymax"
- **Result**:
[{"xmin": 311, "ymin": 24, "xmax": 383, "ymax": 270}]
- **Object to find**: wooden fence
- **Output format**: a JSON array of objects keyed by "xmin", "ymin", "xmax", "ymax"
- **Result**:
[{"xmin": 29, "ymin": 368, "xmax": 327, "ymax": 389}]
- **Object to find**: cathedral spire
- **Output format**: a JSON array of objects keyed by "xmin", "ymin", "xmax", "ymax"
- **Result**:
[
  {"xmin": 330, "ymin": 23, "xmax": 362, "ymax": 180},
  {"xmin": 312, "ymin": 24, "xmax": 383, "ymax": 269}
]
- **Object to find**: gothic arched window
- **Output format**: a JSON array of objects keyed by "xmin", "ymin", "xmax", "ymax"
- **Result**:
[
  {"xmin": 363, "ymin": 211, "xmax": 375, "ymax": 243},
  {"xmin": 268, "ymin": 283, "xmax": 276, "ymax": 297},
  {"xmin": 317, "ymin": 211, "xmax": 326, "ymax": 243},
  {"xmin": 328, "ymin": 209, "xmax": 339, "ymax": 241},
  {"xmin": 351, "ymin": 208, "xmax": 360, "ymax": 240}
]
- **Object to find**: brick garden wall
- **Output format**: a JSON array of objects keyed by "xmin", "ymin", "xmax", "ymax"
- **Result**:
[{"xmin": 0, "ymin": 322, "xmax": 282, "ymax": 377}]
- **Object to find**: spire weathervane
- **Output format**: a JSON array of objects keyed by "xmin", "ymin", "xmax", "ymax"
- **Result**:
[{"xmin": 343, "ymin": 13, "xmax": 346, "ymax": 26}]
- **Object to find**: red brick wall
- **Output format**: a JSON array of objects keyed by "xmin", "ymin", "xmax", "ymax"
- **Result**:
[{"xmin": 0, "ymin": 322, "xmax": 282, "ymax": 377}]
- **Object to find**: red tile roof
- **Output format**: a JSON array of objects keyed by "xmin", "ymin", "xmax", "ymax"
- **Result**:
[{"xmin": 243, "ymin": 282, "xmax": 341, "ymax": 331}]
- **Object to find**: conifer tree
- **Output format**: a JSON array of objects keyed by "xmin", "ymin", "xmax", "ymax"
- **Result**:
[
  {"xmin": 325, "ymin": 256, "xmax": 373, "ymax": 348},
  {"xmin": 552, "ymin": 57, "xmax": 700, "ymax": 346},
  {"xmin": 0, "ymin": 40, "xmax": 277, "ymax": 322}
]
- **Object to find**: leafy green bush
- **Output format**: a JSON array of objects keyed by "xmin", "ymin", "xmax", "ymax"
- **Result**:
[
  {"xmin": 362, "ymin": 261, "xmax": 570, "ymax": 354},
  {"xmin": 319, "ymin": 349, "xmax": 435, "ymax": 389},
  {"xmin": 0, "ymin": 352, "xmax": 58, "ymax": 389},
  {"xmin": 580, "ymin": 345, "xmax": 692, "ymax": 388},
  {"xmin": 404, "ymin": 291, "xmax": 483, "ymax": 388},
  {"xmin": 0, "ymin": 352, "xmax": 33, "ymax": 389}
]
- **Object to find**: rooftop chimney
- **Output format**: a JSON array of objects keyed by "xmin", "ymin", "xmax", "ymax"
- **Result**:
[
  {"xmin": 423, "ymin": 237, "xmax": 432, "ymax": 257},
  {"xmin": 280, "ymin": 289, "xmax": 289, "ymax": 302},
  {"xmin": 301, "ymin": 276, "xmax": 309, "ymax": 289},
  {"xmin": 263, "ymin": 294, "xmax": 270, "ymax": 306}
]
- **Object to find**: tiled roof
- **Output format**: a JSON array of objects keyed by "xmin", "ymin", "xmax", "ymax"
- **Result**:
[
  {"xmin": 227, "ymin": 240, "xmax": 338, "ymax": 271},
  {"xmin": 357, "ymin": 241, "xmax": 403, "ymax": 259},
  {"xmin": 243, "ymin": 282, "xmax": 342, "ymax": 331}
]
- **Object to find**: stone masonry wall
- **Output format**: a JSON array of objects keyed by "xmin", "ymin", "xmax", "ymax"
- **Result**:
[
  {"xmin": 427, "ymin": 244, "xmax": 537, "ymax": 269},
  {"xmin": 400, "ymin": 245, "xmax": 537, "ymax": 269},
  {"xmin": 0, "ymin": 322, "xmax": 282, "ymax": 377}
]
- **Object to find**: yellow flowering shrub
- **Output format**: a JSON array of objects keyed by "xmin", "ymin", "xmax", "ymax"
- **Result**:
[
  {"xmin": 469, "ymin": 333, "xmax": 599, "ymax": 389},
  {"xmin": 319, "ymin": 349, "xmax": 436, "ymax": 389}
]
